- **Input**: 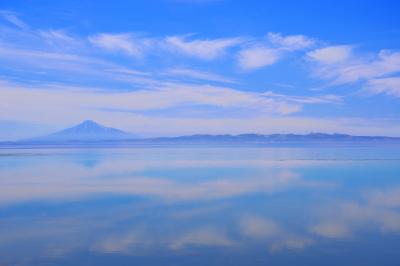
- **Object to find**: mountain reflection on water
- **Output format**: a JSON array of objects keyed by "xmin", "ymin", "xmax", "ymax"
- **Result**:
[{"xmin": 0, "ymin": 146, "xmax": 400, "ymax": 266}]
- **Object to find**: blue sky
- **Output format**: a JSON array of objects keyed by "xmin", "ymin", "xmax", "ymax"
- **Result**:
[{"xmin": 0, "ymin": 0, "xmax": 400, "ymax": 140}]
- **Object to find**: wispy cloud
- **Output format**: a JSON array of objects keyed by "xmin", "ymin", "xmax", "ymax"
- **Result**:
[
  {"xmin": 38, "ymin": 29, "xmax": 81, "ymax": 48},
  {"xmin": 89, "ymin": 33, "xmax": 243, "ymax": 60},
  {"xmin": 262, "ymin": 91, "xmax": 342, "ymax": 104},
  {"xmin": 0, "ymin": 43, "xmax": 162, "ymax": 90},
  {"xmin": 307, "ymin": 45, "xmax": 353, "ymax": 64},
  {"xmin": 364, "ymin": 77, "xmax": 400, "ymax": 97},
  {"xmin": 237, "ymin": 46, "xmax": 281, "ymax": 70},
  {"xmin": 164, "ymin": 67, "xmax": 236, "ymax": 83},
  {"xmin": 88, "ymin": 33, "xmax": 153, "ymax": 57},
  {"xmin": 0, "ymin": 78, "xmax": 344, "ymax": 127},
  {"xmin": 267, "ymin": 32, "xmax": 315, "ymax": 51},
  {"xmin": 0, "ymin": 79, "xmax": 306, "ymax": 122},
  {"xmin": 237, "ymin": 32, "xmax": 315, "ymax": 70},
  {"xmin": 0, "ymin": 10, "xmax": 29, "ymax": 30},
  {"xmin": 164, "ymin": 35, "xmax": 242, "ymax": 60},
  {"xmin": 308, "ymin": 47, "xmax": 400, "ymax": 92}
]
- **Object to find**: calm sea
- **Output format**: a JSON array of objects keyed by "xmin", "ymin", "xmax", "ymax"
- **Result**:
[{"xmin": 1, "ymin": 144, "xmax": 400, "ymax": 265}]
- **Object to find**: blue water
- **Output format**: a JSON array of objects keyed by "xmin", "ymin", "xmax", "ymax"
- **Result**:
[{"xmin": 0, "ymin": 145, "xmax": 400, "ymax": 265}]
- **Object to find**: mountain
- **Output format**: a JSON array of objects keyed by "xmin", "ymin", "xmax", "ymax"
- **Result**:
[
  {"xmin": 28, "ymin": 120, "xmax": 135, "ymax": 142},
  {"xmin": 2, "ymin": 120, "xmax": 399, "ymax": 145}
]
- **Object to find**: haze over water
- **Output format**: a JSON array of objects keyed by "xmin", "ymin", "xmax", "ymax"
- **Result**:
[{"xmin": 1, "ymin": 144, "xmax": 400, "ymax": 266}]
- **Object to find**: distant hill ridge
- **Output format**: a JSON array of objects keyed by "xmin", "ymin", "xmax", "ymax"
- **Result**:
[
  {"xmin": 6, "ymin": 120, "xmax": 400, "ymax": 144},
  {"xmin": 152, "ymin": 132, "xmax": 399, "ymax": 142}
]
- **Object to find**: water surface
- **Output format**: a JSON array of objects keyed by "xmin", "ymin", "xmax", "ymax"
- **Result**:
[{"xmin": 1, "ymin": 145, "xmax": 400, "ymax": 265}]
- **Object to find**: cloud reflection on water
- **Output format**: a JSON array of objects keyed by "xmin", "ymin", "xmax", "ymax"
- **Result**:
[
  {"xmin": 0, "ymin": 152, "xmax": 336, "ymax": 205},
  {"xmin": 0, "ymin": 147, "xmax": 399, "ymax": 264}
]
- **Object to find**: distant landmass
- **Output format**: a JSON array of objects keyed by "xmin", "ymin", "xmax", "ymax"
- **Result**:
[
  {"xmin": 2, "ymin": 120, "xmax": 400, "ymax": 145},
  {"xmin": 26, "ymin": 120, "xmax": 135, "ymax": 142}
]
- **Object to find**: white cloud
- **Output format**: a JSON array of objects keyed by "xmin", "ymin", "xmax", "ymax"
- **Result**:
[
  {"xmin": 0, "ymin": 45, "xmax": 164, "ymax": 89},
  {"xmin": 165, "ymin": 67, "xmax": 236, "ymax": 83},
  {"xmin": 364, "ymin": 77, "xmax": 400, "ymax": 97},
  {"xmin": 89, "ymin": 33, "xmax": 153, "ymax": 57},
  {"xmin": 0, "ymin": 79, "xmax": 344, "ymax": 131},
  {"xmin": 262, "ymin": 91, "xmax": 342, "ymax": 104},
  {"xmin": 0, "ymin": 79, "xmax": 306, "ymax": 119},
  {"xmin": 237, "ymin": 46, "xmax": 281, "ymax": 70},
  {"xmin": 164, "ymin": 35, "xmax": 242, "ymax": 60},
  {"xmin": 237, "ymin": 32, "xmax": 314, "ymax": 70},
  {"xmin": 88, "ymin": 33, "xmax": 242, "ymax": 60},
  {"xmin": 0, "ymin": 46, "xmax": 99, "ymax": 67},
  {"xmin": 309, "ymin": 48, "xmax": 400, "ymax": 87},
  {"xmin": 307, "ymin": 45, "xmax": 353, "ymax": 64},
  {"xmin": 267, "ymin": 32, "xmax": 315, "ymax": 51}
]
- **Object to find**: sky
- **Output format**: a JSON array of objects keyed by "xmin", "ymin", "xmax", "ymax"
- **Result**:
[{"xmin": 0, "ymin": 0, "xmax": 400, "ymax": 140}]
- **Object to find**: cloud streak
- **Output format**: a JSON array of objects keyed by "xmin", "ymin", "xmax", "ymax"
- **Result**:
[
  {"xmin": 237, "ymin": 32, "xmax": 315, "ymax": 70},
  {"xmin": 164, "ymin": 35, "xmax": 242, "ymax": 60},
  {"xmin": 164, "ymin": 67, "xmax": 236, "ymax": 83},
  {"xmin": 89, "ymin": 33, "xmax": 153, "ymax": 57},
  {"xmin": 0, "ymin": 10, "xmax": 29, "ymax": 30},
  {"xmin": 308, "ymin": 47, "xmax": 400, "ymax": 90},
  {"xmin": 364, "ymin": 77, "xmax": 400, "ymax": 97}
]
